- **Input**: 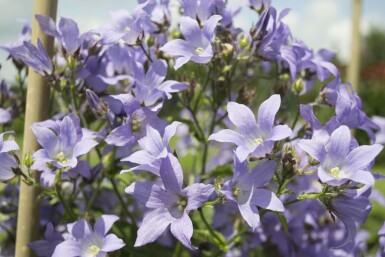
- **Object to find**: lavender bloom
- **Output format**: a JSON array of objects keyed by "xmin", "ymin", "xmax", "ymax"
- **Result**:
[
  {"xmin": 160, "ymin": 15, "xmax": 222, "ymax": 70},
  {"xmin": 298, "ymin": 125, "xmax": 383, "ymax": 186},
  {"xmin": 328, "ymin": 189, "xmax": 372, "ymax": 248},
  {"xmin": 98, "ymin": 4, "xmax": 150, "ymax": 45},
  {"xmin": 0, "ymin": 132, "xmax": 20, "ymax": 153},
  {"xmin": 126, "ymin": 153, "xmax": 214, "ymax": 249},
  {"xmin": 0, "ymin": 153, "xmax": 18, "ymax": 181},
  {"xmin": 13, "ymin": 40, "xmax": 52, "ymax": 75},
  {"xmin": 179, "ymin": 0, "xmax": 214, "ymax": 24},
  {"xmin": 0, "ymin": 108, "xmax": 12, "ymax": 124},
  {"xmin": 0, "ymin": 22, "xmax": 31, "ymax": 60},
  {"xmin": 121, "ymin": 121, "xmax": 181, "ymax": 175},
  {"xmin": 331, "ymin": 83, "xmax": 380, "ymax": 140},
  {"xmin": 77, "ymin": 55, "xmax": 130, "ymax": 93},
  {"xmin": 35, "ymin": 15, "xmax": 84, "ymax": 55},
  {"xmin": 105, "ymin": 94, "xmax": 167, "ymax": 147},
  {"xmin": 0, "ymin": 132, "xmax": 20, "ymax": 181},
  {"xmin": 373, "ymin": 115, "xmax": 385, "ymax": 144},
  {"xmin": 252, "ymin": 7, "xmax": 297, "ymax": 79},
  {"xmin": 220, "ymin": 155, "xmax": 284, "ymax": 230},
  {"xmin": 52, "ymin": 215, "xmax": 125, "ymax": 257},
  {"xmin": 29, "ymin": 223, "xmax": 64, "ymax": 257},
  {"xmin": 31, "ymin": 115, "xmax": 98, "ymax": 170},
  {"xmin": 249, "ymin": 0, "xmax": 271, "ymax": 11},
  {"xmin": 208, "ymin": 95, "xmax": 292, "ymax": 162},
  {"xmin": 131, "ymin": 60, "xmax": 188, "ymax": 110}
]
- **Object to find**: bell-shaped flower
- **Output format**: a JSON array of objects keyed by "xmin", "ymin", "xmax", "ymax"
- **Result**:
[
  {"xmin": 13, "ymin": 40, "xmax": 52, "ymax": 75},
  {"xmin": 220, "ymin": 155, "xmax": 284, "ymax": 230},
  {"xmin": 0, "ymin": 153, "xmax": 18, "ymax": 181},
  {"xmin": 131, "ymin": 60, "xmax": 188, "ymax": 111},
  {"xmin": 126, "ymin": 153, "xmax": 214, "ymax": 249},
  {"xmin": 29, "ymin": 223, "xmax": 64, "ymax": 257},
  {"xmin": 298, "ymin": 125, "xmax": 383, "ymax": 186},
  {"xmin": 121, "ymin": 121, "xmax": 181, "ymax": 175},
  {"xmin": 52, "ymin": 215, "xmax": 125, "ymax": 257},
  {"xmin": 31, "ymin": 115, "xmax": 98, "ymax": 170},
  {"xmin": 328, "ymin": 188, "xmax": 372, "ymax": 248},
  {"xmin": 105, "ymin": 94, "xmax": 166, "ymax": 147},
  {"xmin": 0, "ymin": 132, "xmax": 19, "ymax": 153},
  {"xmin": 160, "ymin": 15, "xmax": 222, "ymax": 70},
  {"xmin": 208, "ymin": 94, "xmax": 292, "ymax": 162}
]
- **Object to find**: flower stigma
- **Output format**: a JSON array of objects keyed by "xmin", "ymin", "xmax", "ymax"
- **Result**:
[
  {"xmin": 330, "ymin": 167, "xmax": 341, "ymax": 178},
  {"xmin": 195, "ymin": 47, "xmax": 204, "ymax": 55},
  {"xmin": 55, "ymin": 151, "xmax": 68, "ymax": 164}
]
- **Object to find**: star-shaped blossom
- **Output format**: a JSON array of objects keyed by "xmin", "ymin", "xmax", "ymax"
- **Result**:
[
  {"xmin": 328, "ymin": 188, "xmax": 372, "ymax": 248},
  {"xmin": 131, "ymin": 60, "xmax": 188, "ymax": 111},
  {"xmin": 220, "ymin": 155, "xmax": 284, "ymax": 230},
  {"xmin": 121, "ymin": 121, "xmax": 181, "ymax": 175},
  {"xmin": 105, "ymin": 94, "xmax": 166, "ymax": 147},
  {"xmin": 126, "ymin": 153, "xmax": 214, "ymax": 249},
  {"xmin": 160, "ymin": 15, "xmax": 222, "ymax": 70},
  {"xmin": 36, "ymin": 15, "xmax": 86, "ymax": 55},
  {"xmin": 29, "ymin": 223, "xmax": 64, "ymax": 257},
  {"xmin": 13, "ymin": 40, "xmax": 52, "ymax": 75},
  {"xmin": 298, "ymin": 125, "xmax": 383, "ymax": 186},
  {"xmin": 0, "ymin": 132, "xmax": 20, "ymax": 181},
  {"xmin": 209, "ymin": 94, "xmax": 292, "ymax": 162},
  {"xmin": 52, "ymin": 215, "xmax": 125, "ymax": 257},
  {"xmin": 31, "ymin": 115, "xmax": 98, "ymax": 170}
]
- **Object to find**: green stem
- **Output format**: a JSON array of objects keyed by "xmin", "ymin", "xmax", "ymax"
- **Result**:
[
  {"xmin": 198, "ymin": 208, "xmax": 225, "ymax": 246},
  {"xmin": 202, "ymin": 198, "xmax": 221, "ymax": 207},
  {"xmin": 55, "ymin": 171, "xmax": 76, "ymax": 220},
  {"xmin": 110, "ymin": 177, "xmax": 137, "ymax": 229}
]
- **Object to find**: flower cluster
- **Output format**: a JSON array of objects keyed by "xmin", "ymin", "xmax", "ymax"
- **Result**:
[{"xmin": 0, "ymin": 0, "xmax": 384, "ymax": 256}]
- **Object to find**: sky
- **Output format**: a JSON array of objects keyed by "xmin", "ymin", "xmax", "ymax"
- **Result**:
[{"xmin": 0, "ymin": 0, "xmax": 384, "ymax": 81}]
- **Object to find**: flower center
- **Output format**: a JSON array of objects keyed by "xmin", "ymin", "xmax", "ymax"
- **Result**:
[
  {"xmin": 195, "ymin": 47, "xmax": 204, "ymax": 55},
  {"xmin": 329, "ymin": 166, "xmax": 341, "ymax": 178},
  {"xmin": 89, "ymin": 245, "xmax": 100, "ymax": 255},
  {"xmin": 232, "ymin": 187, "xmax": 243, "ymax": 200},
  {"xmin": 130, "ymin": 118, "xmax": 140, "ymax": 132},
  {"xmin": 254, "ymin": 138, "xmax": 264, "ymax": 146},
  {"xmin": 124, "ymin": 27, "xmax": 131, "ymax": 33},
  {"xmin": 55, "ymin": 151, "xmax": 68, "ymax": 164},
  {"xmin": 176, "ymin": 196, "xmax": 188, "ymax": 211}
]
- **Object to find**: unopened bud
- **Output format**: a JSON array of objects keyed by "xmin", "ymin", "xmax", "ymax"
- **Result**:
[
  {"xmin": 292, "ymin": 78, "xmax": 304, "ymax": 94},
  {"xmin": 222, "ymin": 43, "xmax": 234, "ymax": 57},
  {"xmin": 23, "ymin": 153, "xmax": 34, "ymax": 168},
  {"xmin": 239, "ymin": 35, "xmax": 249, "ymax": 49}
]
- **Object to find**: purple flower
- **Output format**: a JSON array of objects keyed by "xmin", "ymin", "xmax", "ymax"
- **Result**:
[
  {"xmin": 122, "ymin": 121, "xmax": 181, "ymax": 175},
  {"xmin": 249, "ymin": 0, "xmax": 271, "ymax": 11},
  {"xmin": 29, "ymin": 223, "xmax": 64, "ymax": 257},
  {"xmin": 0, "ymin": 108, "xmax": 12, "ymax": 124},
  {"xmin": 0, "ymin": 22, "xmax": 31, "ymax": 60},
  {"xmin": 179, "ymin": 0, "xmax": 215, "ymax": 24},
  {"xmin": 220, "ymin": 155, "xmax": 284, "ymax": 230},
  {"xmin": 52, "ymin": 215, "xmax": 125, "ymax": 257},
  {"xmin": 35, "ymin": 15, "xmax": 84, "ymax": 55},
  {"xmin": 328, "ymin": 188, "xmax": 372, "ymax": 248},
  {"xmin": 13, "ymin": 40, "xmax": 52, "ymax": 75},
  {"xmin": 208, "ymin": 95, "xmax": 292, "ymax": 162},
  {"xmin": 131, "ymin": 60, "xmax": 188, "ymax": 110},
  {"xmin": 31, "ymin": 115, "xmax": 98, "ymax": 170},
  {"xmin": 98, "ymin": 4, "xmax": 150, "ymax": 45},
  {"xmin": 373, "ymin": 115, "xmax": 385, "ymax": 144},
  {"xmin": 298, "ymin": 125, "xmax": 383, "ymax": 186},
  {"xmin": 160, "ymin": 15, "xmax": 222, "ymax": 70},
  {"xmin": 105, "ymin": 94, "xmax": 167, "ymax": 147},
  {"xmin": 0, "ymin": 153, "xmax": 18, "ymax": 181},
  {"xmin": 0, "ymin": 132, "xmax": 20, "ymax": 153},
  {"xmin": 126, "ymin": 153, "xmax": 214, "ymax": 249}
]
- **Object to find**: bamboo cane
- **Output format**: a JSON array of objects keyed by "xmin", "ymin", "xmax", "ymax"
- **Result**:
[
  {"xmin": 15, "ymin": 1, "xmax": 58, "ymax": 256},
  {"xmin": 348, "ymin": 0, "xmax": 362, "ymax": 90}
]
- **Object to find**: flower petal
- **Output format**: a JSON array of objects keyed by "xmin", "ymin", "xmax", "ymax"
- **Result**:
[
  {"xmin": 94, "ymin": 214, "xmax": 119, "ymax": 236},
  {"xmin": 257, "ymin": 94, "xmax": 281, "ymax": 134},
  {"xmin": 227, "ymin": 102, "xmax": 258, "ymax": 136},
  {"xmin": 298, "ymin": 139, "xmax": 326, "ymax": 163},
  {"xmin": 170, "ymin": 213, "xmax": 195, "ymax": 250},
  {"xmin": 250, "ymin": 188, "xmax": 284, "ymax": 212},
  {"xmin": 159, "ymin": 154, "xmax": 184, "ymax": 193}
]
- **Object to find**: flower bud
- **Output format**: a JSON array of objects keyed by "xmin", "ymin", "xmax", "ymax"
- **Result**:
[
  {"xmin": 239, "ymin": 35, "xmax": 249, "ymax": 49},
  {"xmin": 292, "ymin": 78, "xmax": 304, "ymax": 94}
]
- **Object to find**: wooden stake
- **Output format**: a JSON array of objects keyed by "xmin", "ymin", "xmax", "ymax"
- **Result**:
[
  {"xmin": 15, "ymin": 1, "xmax": 57, "ymax": 256},
  {"xmin": 348, "ymin": 0, "xmax": 362, "ymax": 90}
]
